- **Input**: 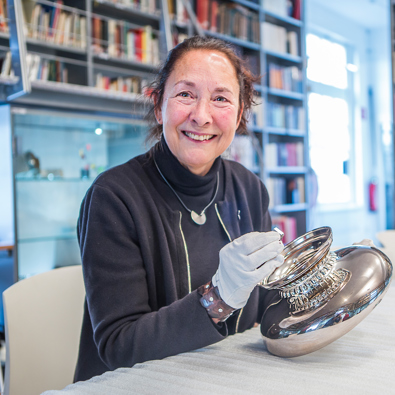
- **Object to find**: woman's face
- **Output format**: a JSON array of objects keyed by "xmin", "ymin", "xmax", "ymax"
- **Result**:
[{"xmin": 155, "ymin": 49, "xmax": 243, "ymax": 176}]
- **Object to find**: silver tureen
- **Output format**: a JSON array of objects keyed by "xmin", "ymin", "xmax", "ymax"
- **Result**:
[{"xmin": 260, "ymin": 226, "xmax": 393, "ymax": 357}]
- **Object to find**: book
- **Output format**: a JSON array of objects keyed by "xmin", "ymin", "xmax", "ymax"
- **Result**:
[
  {"xmin": 0, "ymin": 51, "xmax": 11, "ymax": 77},
  {"xmin": 0, "ymin": 0, "xmax": 8, "ymax": 33}
]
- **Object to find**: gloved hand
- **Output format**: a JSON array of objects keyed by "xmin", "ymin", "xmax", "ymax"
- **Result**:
[
  {"xmin": 212, "ymin": 231, "xmax": 284, "ymax": 309},
  {"xmin": 353, "ymin": 239, "xmax": 376, "ymax": 247}
]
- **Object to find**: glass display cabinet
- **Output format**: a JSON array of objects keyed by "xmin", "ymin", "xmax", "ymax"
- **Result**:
[{"xmin": 3, "ymin": 105, "xmax": 149, "ymax": 280}]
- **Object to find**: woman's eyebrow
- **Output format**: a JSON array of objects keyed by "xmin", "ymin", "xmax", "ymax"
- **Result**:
[{"xmin": 174, "ymin": 80, "xmax": 234, "ymax": 95}]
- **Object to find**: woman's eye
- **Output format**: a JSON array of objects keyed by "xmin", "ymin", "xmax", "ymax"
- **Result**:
[
  {"xmin": 215, "ymin": 96, "xmax": 228, "ymax": 102},
  {"xmin": 178, "ymin": 92, "xmax": 191, "ymax": 98}
]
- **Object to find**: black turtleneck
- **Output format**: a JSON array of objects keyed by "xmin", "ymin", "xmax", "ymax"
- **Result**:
[{"xmin": 154, "ymin": 136, "xmax": 229, "ymax": 290}]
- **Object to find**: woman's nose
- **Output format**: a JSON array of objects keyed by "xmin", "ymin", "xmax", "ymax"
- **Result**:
[{"xmin": 190, "ymin": 99, "xmax": 212, "ymax": 127}]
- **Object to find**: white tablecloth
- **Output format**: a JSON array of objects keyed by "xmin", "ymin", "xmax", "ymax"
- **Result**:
[{"xmin": 44, "ymin": 284, "xmax": 395, "ymax": 395}]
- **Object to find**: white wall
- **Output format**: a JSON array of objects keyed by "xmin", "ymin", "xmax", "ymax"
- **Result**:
[{"xmin": 306, "ymin": 1, "xmax": 391, "ymax": 247}]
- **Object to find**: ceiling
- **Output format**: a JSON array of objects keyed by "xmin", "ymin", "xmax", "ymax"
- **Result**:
[{"xmin": 309, "ymin": 0, "xmax": 389, "ymax": 29}]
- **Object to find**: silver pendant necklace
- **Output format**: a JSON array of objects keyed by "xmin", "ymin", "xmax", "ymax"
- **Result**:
[{"xmin": 154, "ymin": 158, "xmax": 219, "ymax": 226}]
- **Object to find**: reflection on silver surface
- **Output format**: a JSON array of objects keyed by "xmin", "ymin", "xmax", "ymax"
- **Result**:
[{"xmin": 260, "ymin": 227, "xmax": 393, "ymax": 357}]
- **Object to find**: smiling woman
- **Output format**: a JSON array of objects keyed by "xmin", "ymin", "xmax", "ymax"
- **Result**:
[{"xmin": 73, "ymin": 36, "xmax": 285, "ymax": 383}]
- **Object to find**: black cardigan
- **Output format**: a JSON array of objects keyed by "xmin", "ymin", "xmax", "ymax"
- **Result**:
[{"xmin": 74, "ymin": 144, "xmax": 277, "ymax": 383}]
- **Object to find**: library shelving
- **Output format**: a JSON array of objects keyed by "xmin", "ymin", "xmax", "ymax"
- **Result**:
[
  {"xmin": 0, "ymin": 0, "xmax": 168, "ymax": 113},
  {"xmin": 187, "ymin": 0, "xmax": 308, "ymax": 239},
  {"xmin": 2, "ymin": 0, "xmax": 309, "ymax": 280}
]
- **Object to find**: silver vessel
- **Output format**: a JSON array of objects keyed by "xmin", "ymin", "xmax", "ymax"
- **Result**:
[{"xmin": 260, "ymin": 226, "xmax": 393, "ymax": 357}]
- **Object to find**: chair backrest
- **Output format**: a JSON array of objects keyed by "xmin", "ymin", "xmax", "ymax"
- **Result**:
[{"xmin": 2, "ymin": 265, "xmax": 85, "ymax": 395}]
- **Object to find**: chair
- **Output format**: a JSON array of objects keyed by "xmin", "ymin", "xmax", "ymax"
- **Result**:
[{"xmin": 2, "ymin": 265, "xmax": 85, "ymax": 395}]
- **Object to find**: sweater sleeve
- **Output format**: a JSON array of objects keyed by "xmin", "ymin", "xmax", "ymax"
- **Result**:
[{"xmin": 78, "ymin": 183, "xmax": 225, "ymax": 371}]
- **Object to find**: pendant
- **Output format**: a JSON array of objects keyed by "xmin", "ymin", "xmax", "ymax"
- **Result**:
[{"xmin": 191, "ymin": 210, "xmax": 206, "ymax": 225}]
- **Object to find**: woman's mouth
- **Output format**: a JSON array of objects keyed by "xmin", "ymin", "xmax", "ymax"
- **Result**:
[{"xmin": 183, "ymin": 131, "xmax": 215, "ymax": 141}]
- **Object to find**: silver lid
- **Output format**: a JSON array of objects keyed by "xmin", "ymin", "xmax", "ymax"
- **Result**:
[{"xmin": 261, "ymin": 226, "xmax": 333, "ymax": 289}]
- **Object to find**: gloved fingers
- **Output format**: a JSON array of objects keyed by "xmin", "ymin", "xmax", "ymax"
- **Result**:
[
  {"xmin": 231, "ymin": 231, "xmax": 281, "ymax": 255},
  {"xmin": 254, "ymin": 255, "xmax": 285, "ymax": 280},
  {"xmin": 246, "ymin": 240, "xmax": 284, "ymax": 269}
]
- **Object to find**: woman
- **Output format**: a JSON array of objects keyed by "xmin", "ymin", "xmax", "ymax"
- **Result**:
[{"xmin": 74, "ymin": 36, "xmax": 284, "ymax": 383}]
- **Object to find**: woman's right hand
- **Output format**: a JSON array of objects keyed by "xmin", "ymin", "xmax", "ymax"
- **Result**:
[{"xmin": 212, "ymin": 231, "xmax": 284, "ymax": 309}]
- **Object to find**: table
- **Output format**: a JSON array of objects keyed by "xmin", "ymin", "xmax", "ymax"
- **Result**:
[{"xmin": 43, "ymin": 284, "xmax": 395, "ymax": 395}]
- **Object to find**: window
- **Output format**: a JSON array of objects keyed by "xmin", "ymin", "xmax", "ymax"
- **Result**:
[{"xmin": 306, "ymin": 33, "xmax": 360, "ymax": 207}]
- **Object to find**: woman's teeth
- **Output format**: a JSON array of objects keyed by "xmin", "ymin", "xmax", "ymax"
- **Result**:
[{"xmin": 184, "ymin": 132, "xmax": 214, "ymax": 141}]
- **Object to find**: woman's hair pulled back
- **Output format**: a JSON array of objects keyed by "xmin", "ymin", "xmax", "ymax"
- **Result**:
[{"xmin": 145, "ymin": 35, "xmax": 260, "ymax": 142}]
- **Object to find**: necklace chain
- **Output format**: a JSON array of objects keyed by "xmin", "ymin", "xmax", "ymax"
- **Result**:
[{"xmin": 154, "ymin": 157, "xmax": 219, "ymax": 224}]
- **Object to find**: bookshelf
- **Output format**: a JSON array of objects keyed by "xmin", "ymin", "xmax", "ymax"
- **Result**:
[
  {"xmin": 180, "ymin": 0, "xmax": 308, "ymax": 241},
  {"xmin": 0, "ymin": 0, "xmax": 169, "ymax": 113},
  {"xmin": 2, "ymin": 0, "xmax": 309, "ymax": 257}
]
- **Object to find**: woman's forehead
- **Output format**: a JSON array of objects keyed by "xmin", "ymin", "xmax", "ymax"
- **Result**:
[{"xmin": 170, "ymin": 50, "xmax": 239, "ymax": 87}]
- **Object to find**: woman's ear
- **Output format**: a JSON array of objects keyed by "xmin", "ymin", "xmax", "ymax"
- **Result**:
[
  {"xmin": 153, "ymin": 93, "xmax": 163, "ymax": 125},
  {"xmin": 236, "ymin": 102, "xmax": 244, "ymax": 129}
]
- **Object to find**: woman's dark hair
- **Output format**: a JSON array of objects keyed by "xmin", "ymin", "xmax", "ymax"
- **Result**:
[{"xmin": 145, "ymin": 35, "xmax": 260, "ymax": 143}]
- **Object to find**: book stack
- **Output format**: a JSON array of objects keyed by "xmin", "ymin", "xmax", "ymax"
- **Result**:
[
  {"xmin": 0, "ymin": 51, "xmax": 12, "ymax": 77},
  {"xmin": 266, "ymin": 142, "xmax": 304, "ymax": 167},
  {"xmin": 267, "ymin": 102, "xmax": 305, "ymax": 130},
  {"xmin": 264, "ymin": 0, "xmax": 301, "ymax": 20},
  {"xmin": 92, "ymin": 20, "xmax": 159, "ymax": 65},
  {"xmin": 196, "ymin": 1, "xmax": 260, "ymax": 43},
  {"xmin": 0, "ymin": 0, "xmax": 8, "ymax": 34},
  {"xmin": 26, "ymin": 53, "xmax": 68, "ymax": 83},
  {"xmin": 262, "ymin": 22, "xmax": 298, "ymax": 56},
  {"xmin": 271, "ymin": 215, "xmax": 297, "ymax": 244},
  {"xmin": 266, "ymin": 176, "xmax": 305, "ymax": 207},
  {"xmin": 95, "ymin": 73, "xmax": 147, "ymax": 94},
  {"xmin": 113, "ymin": 0, "xmax": 157, "ymax": 14},
  {"xmin": 22, "ymin": 0, "xmax": 87, "ymax": 49},
  {"xmin": 268, "ymin": 63, "xmax": 303, "ymax": 92}
]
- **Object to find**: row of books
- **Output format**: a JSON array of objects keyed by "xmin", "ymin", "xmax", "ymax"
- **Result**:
[
  {"xmin": 268, "ymin": 63, "xmax": 303, "ymax": 93},
  {"xmin": 266, "ymin": 102, "xmax": 305, "ymax": 130},
  {"xmin": 264, "ymin": 0, "xmax": 301, "ymax": 20},
  {"xmin": 26, "ymin": 53, "xmax": 68, "ymax": 83},
  {"xmin": 266, "ymin": 142, "xmax": 304, "ymax": 167},
  {"xmin": 0, "ymin": 51, "xmax": 13, "ymax": 77},
  {"xmin": 266, "ymin": 176, "xmax": 305, "ymax": 207},
  {"xmin": 197, "ymin": 1, "xmax": 260, "ymax": 43},
  {"xmin": 262, "ymin": 22, "xmax": 298, "ymax": 56},
  {"xmin": 92, "ymin": 20, "xmax": 159, "ymax": 65},
  {"xmin": 271, "ymin": 215, "xmax": 297, "ymax": 244},
  {"xmin": 95, "ymin": 73, "xmax": 148, "ymax": 94},
  {"xmin": 0, "ymin": 0, "xmax": 8, "ymax": 33},
  {"xmin": 22, "ymin": 1, "xmax": 87, "ymax": 49}
]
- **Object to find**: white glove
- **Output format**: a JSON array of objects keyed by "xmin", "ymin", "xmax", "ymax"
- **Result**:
[
  {"xmin": 353, "ymin": 239, "xmax": 376, "ymax": 247},
  {"xmin": 212, "ymin": 231, "xmax": 284, "ymax": 309}
]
